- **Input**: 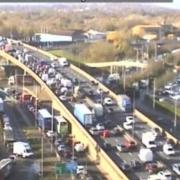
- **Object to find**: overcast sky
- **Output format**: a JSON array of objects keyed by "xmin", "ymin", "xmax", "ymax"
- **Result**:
[{"xmin": 156, "ymin": 0, "xmax": 180, "ymax": 9}]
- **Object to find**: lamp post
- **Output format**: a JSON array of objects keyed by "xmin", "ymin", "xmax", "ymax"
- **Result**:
[
  {"xmin": 41, "ymin": 118, "xmax": 44, "ymax": 179},
  {"xmin": 132, "ymin": 90, "xmax": 135, "ymax": 138},
  {"xmin": 174, "ymin": 99, "xmax": 177, "ymax": 131},
  {"xmin": 153, "ymin": 79, "xmax": 156, "ymax": 109}
]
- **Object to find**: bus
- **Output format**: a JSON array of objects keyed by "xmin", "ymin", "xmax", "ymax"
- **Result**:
[
  {"xmin": 37, "ymin": 109, "xmax": 52, "ymax": 131},
  {"xmin": 54, "ymin": 116, "xmax": 69, "ymax": 137}
]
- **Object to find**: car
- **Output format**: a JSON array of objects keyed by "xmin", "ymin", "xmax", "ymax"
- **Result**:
[
  {"xmin": 163, "ymin": 143, "xmax": 175, "ymax": 156},
  {"xmin": 130, "ymin": 160, "xmax": 141, "ymax": 170},
  {"xmin": 96, "ymin": 123, "xmax": 105, "ymax": 131},
  {"xmin": 157, "ymin": 170, "xmax": 172, "ymax": 180},
  {"xmin": 54, "ymin": 138, "xmax": 63, "ymax": 147},
  {"xmin": 102, "ymin": 142, "xmax": 113, "ymax": 151},
  {"xmin": 89, "ymin": 127, "xmax": 99, "ymax": 135},
  {"xmin": 116, "ymin": 144, "xmax": 126, "ymax": 152},
  {"xmin": 110, "ymin": 127, "xmax": 122, "ymax": 136},
  {"xmin": 46, "ymin": 130, "xmax": 57, "ymax": 138},
  {"xmin": 100, "ymin": 129, "xmax": 110, "ymax": 138},
  {"xmin": 123, "ymin": 140, "xmax": 136, "ymax": 149},
  {"xmin": 59, "ymin": 95, "xmax": 67, "ymax": 102},
  {"xmin": 57, "ymin": 144, "xmax": 66, "ymax": 152},
  {"xmin": 172, "ymin": 163, "xmax": 180, "ymax": 175},
  {"xmin": 123, "ymin": 121, "xmax": 133, "ymax": 130},
  {"xmin": 76, "ymin": 165, "xmax": 87, "ymax": 175},
  {"xmin": 103, "ymin": 97, "xmax": 113, "ymax": 105},
  {"xmin": 125, "ymin": 116, "xmax": 135, "ymax": 123},
  {"xmin": 120, "ymin": 162, "xmax": 131, "ymax": 171},
  {"xmin": 145, "ymin": 163, "xmax": 160, "ymax": 174}
]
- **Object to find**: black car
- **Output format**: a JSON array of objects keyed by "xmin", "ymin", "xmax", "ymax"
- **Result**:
[{"xmin": 130, "ymin": 160, "xmax": 141, "ymax": 170}]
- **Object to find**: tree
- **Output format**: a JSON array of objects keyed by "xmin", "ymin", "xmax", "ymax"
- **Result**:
[{"xmin": 82, "ymin": 41, "xmax": 117, "ymax": 62}]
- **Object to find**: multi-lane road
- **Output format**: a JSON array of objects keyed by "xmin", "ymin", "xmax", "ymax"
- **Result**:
[{"xmin": 2, "ymin": 41, "xmax": 180, "ymax": 180}]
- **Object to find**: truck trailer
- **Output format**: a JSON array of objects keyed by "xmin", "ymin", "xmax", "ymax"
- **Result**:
[
  {"xmin": 0, "ymin": 98, "xmax": 4, "ymax": 114},
  {"xmin": 117, "ymin": 94, "xmax": 132, "ymax": 113},
  {"xmin": 85, "ymin": 97, "xmax": 103, "ymax": 118},
  {"xmin": 74, "ymin": 103, "xmax": 94, "ymax": 126}
]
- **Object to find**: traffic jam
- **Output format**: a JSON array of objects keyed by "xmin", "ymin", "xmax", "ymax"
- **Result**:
[{"xmin": 1, "ymin": 38, "xmax": 180, "ymax": 180}]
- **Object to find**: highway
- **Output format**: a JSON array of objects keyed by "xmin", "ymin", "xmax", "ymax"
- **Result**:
[{"xmin": 1, "ymin": 40, "xmax": 180, "ymax": 180}]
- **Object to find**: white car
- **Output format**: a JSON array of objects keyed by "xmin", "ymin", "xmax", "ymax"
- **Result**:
[
  {"xmin": 163, "ymin": 143, "xmax": 175, "ymax": 156},
  {"xmin": 46, "ymin": 130, "xmax": 57, "ymax": 138},
  {"xmin": 172, "ymin": 163, "xmax": 180, "ymax": 175},
  {"xmin": 46, "ymin": 78, "xmax": 56, "ymax": 86},
  {"xmin": 125, "ymin": 116, "xmax": 135, "ymax": 123},
  {"xmin": 103, "ymin": 97, "xmax": 113, "ymax": 105},
  {"xmin": 89, "ymin": 127, "xmax": 99, "ymax": 135},
  {"xmin": 157, "ymin": 170, "xmax": 172, "ymax": 180},
  {"xmin": 96, "ymin": 123, "xmax": 105, "ymax": 131},
  {"xmin": 76, "ymin": 165, "xmax": 87, "ymax": 175},
  {"xmin": 57, "ymin": 144, "xmax": 66, "ymax": 152},
  {"xmin": 59, "ymin": 95, "xmax": 67, "ymax": 102},
  {"xmin": 123, "ymin": 121, "xmax": 133, "ymax": 130}
]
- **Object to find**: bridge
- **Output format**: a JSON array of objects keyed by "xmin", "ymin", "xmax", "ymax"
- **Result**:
[{"xmin": 0, "ymin": 40, "xmax": 178, "ymax": 180}]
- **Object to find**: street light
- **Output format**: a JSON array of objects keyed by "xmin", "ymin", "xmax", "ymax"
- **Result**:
[
  {"xmin": 174, "ymin": 99, "xmax": 177, "ymax": 131},
  {"xmin": 153, "ymin": 79, "xmax": 156, "ymax": 109},
  {"xmin": 132, "ymin": 90, "xmax": 136, "ymax": 138}
]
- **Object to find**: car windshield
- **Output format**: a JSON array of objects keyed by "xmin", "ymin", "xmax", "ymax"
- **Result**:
[{"xmin": 168, "ymin": 148, "xmax": 173, "ymax": 151}]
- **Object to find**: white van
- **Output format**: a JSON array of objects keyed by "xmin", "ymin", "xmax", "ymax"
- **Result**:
[
  {"xmin": 138, "ymin": 148, "xmax": 153, "ymax": 162},
  {"xmin": 142, "ymin": 132, "xmax": 157, "ymax": 149},
  {"xmin": 59, "ymin": 57, "xmax": 69, "ymax": 67},
  {"xmin": 13, "ymin": 141, "xmax": 34, "ymax": 158}
]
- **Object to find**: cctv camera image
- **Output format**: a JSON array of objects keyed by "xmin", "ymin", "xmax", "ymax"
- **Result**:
[{"xmin": 0, "ymin": 1, "xmax": 180, "ymax": 180}]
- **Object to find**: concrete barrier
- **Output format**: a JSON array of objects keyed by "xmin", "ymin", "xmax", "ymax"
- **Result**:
[
  {"xmin": 0, "ymin": 51, "xmax": 129, "ymax": 180},
  {"xmin": 134, "ymin": 109, "xmax": 179, "ymax": 145},
  {"xmin": 8, "ymin": 40, "xmax": 180, "ymax": 176}
]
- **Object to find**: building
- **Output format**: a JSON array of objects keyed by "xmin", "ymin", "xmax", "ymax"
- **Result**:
[
  {"xmin": 84, "ymin": 29, "xmax": 106, "ymax": 41},
  {"xmin": 32, "ymin": 30, "xmax": 86, "ymax": 47}
]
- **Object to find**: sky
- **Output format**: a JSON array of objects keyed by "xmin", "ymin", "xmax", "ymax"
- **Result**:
[{"xmin": 156, "ymin": 0, "xmax": 180, "ymax": 9}]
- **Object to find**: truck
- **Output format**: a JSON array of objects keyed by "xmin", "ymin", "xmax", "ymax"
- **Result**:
[
  {"xmin": 13, "ymin": 141, "xmax": 34, "ymax": 158},
  {"xmin": 142, "ymin": 132, "xmax": 157, "ymax": 149},
  {"xmin": 0, "ymin": 98, "xmax": 4, "ymax": 114},
  {"xmin": 116, "ymin": 94, "xmax": 132, "ymax": 113},
  {"xmin": 8, "ymin": 75, "xmax": 34, "ymax": 86},
  {"xmin": 85, "ymin": 97, "xmax": 104, "ymax": 117},
  {"xmin": 54, "ymin": 116, "xmax": 69, "ymax": 137},
  {"xmin": 74, "ymin": 103, "xmax": 94, "ymax": 126},
  {"xmin": 37, "ymin": 109, "xmax": 52, "ymax": 130}
]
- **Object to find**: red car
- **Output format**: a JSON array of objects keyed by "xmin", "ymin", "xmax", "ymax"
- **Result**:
[
  {"xmin": 123, "ymin": 139, "xmax": 136, "ymax": 149},
  {"xmin": 100, "ymin": 130, "xmax": 110, "ymax": 138}
]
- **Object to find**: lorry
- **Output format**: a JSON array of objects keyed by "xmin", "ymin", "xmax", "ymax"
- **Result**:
[
  {"xmin": 142, "ymin": 132, "xmax": 157, "ymax": 149},
  {"xmin": 8, "ymin": 75, "xmax": 34, "ymax": 86},
  {"xmin": 138, "ymin": 148, "xmax": 153, "ymax": 163},
  {"xmin": 74, "ymin": 103, "xmax": 94, "ymax": 126},
  {"xmin": 85, "ymin": 97, "xmax": 104, "ymax": 118},
  {"xmin": 0, "ymin": 98, "xmax": 4, "ymax": 114},
  {"xmin": 37, "ymin": 109, "xmax": 52, "ymax": 130},
  {"xmin": 116, "ymin": 95, "xmax": 132, "ymax": 113},
  {"xmin": 13, "ymin": 141, "xmax": 34, "ymax": 158}
]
